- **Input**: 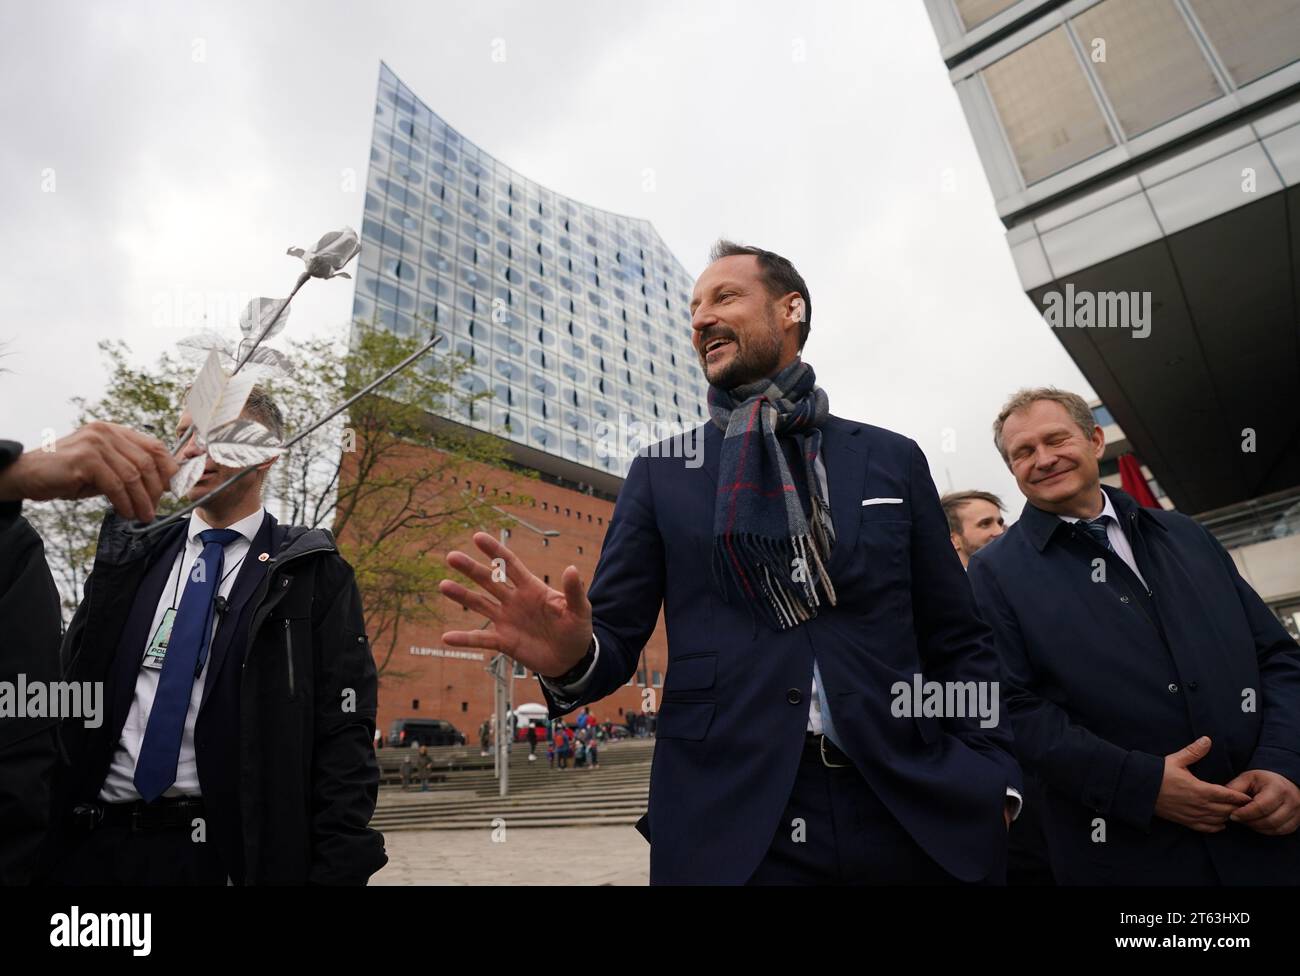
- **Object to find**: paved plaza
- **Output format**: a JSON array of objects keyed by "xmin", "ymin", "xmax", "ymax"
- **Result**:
[{"xmin": 371, "ymin": 825, "xmax": 650, "ymax": 885}]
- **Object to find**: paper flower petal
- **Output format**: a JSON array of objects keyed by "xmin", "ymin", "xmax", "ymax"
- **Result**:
[
  {"xmin": 206, "ymin": 419, "xmax": 282, "ymax": 467},
  {"xmin": 170, "ymin": 454, "xmax": 206, "ymax": 497},
  {"xmin": 238, "ymin": 297, "xmax": 291, "ymax": 341},
  {"xmin": 177, "ymin": 330, "xmax": 236, "ymax": 367},
  {"xmin": 244, "ymin": 345, "xmax": 295, "ymax": 376},
  {"xmin": 185, "ymin": 350, "xmax": 257, "ymax": 439}
]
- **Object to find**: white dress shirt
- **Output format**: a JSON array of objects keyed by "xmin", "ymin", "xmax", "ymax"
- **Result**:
[
  {"xmin": 99, "ymin": 506, "xmax": 266, "ymax": 802},
  {"xmin": 1058, "ymin": 491, "xmax": 1148, "ymax": 590}
]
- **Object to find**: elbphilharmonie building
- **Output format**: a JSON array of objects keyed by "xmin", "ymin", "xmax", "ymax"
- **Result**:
[{"xmin": 352, "ymin": 62, "xmax": 704, "ymax": 493}]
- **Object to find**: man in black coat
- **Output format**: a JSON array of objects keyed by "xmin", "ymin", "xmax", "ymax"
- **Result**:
[
  {"xmin": 0, "ymin": 442, "xmax": 64, "ymax": 885},
  {"xmin": 1, "ymin": 424, "xmax": 177, "ymax": 884},
  {"xmin": 43, "ymin": 389, "xmax": 387, "ymax": 885},
  {"xmin": 969, "ymin": 387, "xmax": 1300, "ymax": 885}
]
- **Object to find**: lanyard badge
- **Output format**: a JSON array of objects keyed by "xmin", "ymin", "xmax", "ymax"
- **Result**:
[{"xmin": 143, "ymin": 607, "xmax": 178, "ymax": 670}]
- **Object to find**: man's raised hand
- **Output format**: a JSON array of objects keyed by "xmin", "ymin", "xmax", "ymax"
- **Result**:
[
  {"xmin": 438, "ymin": 531, "xmax": 593, "ymax": 679},
  {"xmin": 0, "ymin": 421, "xmax": 178, "ymax": 522}
]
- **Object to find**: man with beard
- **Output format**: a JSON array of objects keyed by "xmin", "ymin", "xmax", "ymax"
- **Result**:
[
  {"xmin": 438, "ymin": 240, "xmax": 1021, "ymax": 885},
  {"xmin": 941, "ymin": 490, "xmax": 1007, "ymax": 568}
]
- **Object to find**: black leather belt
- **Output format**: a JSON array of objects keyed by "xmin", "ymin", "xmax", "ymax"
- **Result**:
[
  {"xmin": 70, "ymin": 797, "xmax": 207, "ymax": 832},
  {"xmin": 805, "ymin": 731, "xmax": 852, "ymax": 768}
]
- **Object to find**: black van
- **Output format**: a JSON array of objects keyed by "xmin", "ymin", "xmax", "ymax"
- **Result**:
[{"xmin": 388, "ymin": 718, "xmax": 465, "ymax": 747}]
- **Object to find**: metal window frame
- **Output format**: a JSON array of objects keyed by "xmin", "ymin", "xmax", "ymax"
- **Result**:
[{"xmin": 957, "ymin": 0, "xmax": 1289, "ymax": 200}]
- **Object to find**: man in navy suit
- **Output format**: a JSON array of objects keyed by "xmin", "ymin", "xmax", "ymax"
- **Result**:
[
  {"xmin": 440, "ymin": 240, "xmax": 1021, "ymax": 884},
  {"xmin": 968, "ymin": 387, "xmax": 1300, "ymax": 885}
]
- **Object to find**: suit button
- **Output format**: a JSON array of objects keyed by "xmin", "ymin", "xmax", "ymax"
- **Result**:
[
  {"xmin": 1188, "ymin": 680, "xmax": 1198, "ymax": 690},
  {"xmin": 1120, "ymin": 595, "xmax": 1130, "ymax": 604},
  {"xmin": 1167, "ymin": 683, "xmax": 1180, "ymax": 693},
  {"xmin": 786, "ymin": 688, "xmax": 802, "ymax": 705}
]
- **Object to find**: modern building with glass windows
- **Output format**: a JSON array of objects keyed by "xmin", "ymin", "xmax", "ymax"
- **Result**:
[
  {"xmin": 352, "ymin": 61, "xmax": 705, "ymax": 496},
  {"xmin": 926, "ymin": 0, "xmax": 1300, "ymax": 622},
  {"xmin": 349, "ymin": 62, "xmax": 683, "ymax": 743}
]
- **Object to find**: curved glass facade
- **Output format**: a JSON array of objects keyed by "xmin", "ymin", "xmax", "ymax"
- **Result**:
[{"xmin": 353, "ymin": 62, "xmax": 705, "ymax": 478}]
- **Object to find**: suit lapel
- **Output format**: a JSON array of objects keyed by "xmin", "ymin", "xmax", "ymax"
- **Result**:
[
  {"xmin": 199, "ymin": 512, "xmax": 275, "ymax": 712},
  {"xmin": 821, "ymin": 418, "xmax": 867, "ymax": 575}
]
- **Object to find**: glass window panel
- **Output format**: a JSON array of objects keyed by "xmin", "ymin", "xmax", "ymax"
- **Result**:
[
  {"xmin": 388, "ymin": 206, "xmax": 421, "ymax": 233},
  {"xmin": 382, "ymin": 254, "xmax": 416, "ymax": 283},
  {"xmin": 1187, "ymin": 0, "xmax": 1300, "ymax": 86},
  {"xmin": 982, "ymin": 27, "xmax": 1116, "ymax": 184},
  {"xmin": 1073, "ymin": 0, "xmax": 1223, "ymax": 138},
  {"xmin": 377, "ymin": 306, "xmax": 412, "ymax": 335}
]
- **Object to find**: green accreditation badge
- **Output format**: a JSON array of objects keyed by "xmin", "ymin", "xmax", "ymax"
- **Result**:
[{"xmin": 143, "ymin": 607, "xmax": 177, "ymax": 670}]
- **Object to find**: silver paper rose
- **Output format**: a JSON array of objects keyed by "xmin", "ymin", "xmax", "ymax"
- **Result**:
[
  {"xmin": 133, "ymin": 222, "xmax": 436, "ymax": 533},
  {"xmin": 286, "ymin": 226, "xmax": 361, "ymax": 279}
]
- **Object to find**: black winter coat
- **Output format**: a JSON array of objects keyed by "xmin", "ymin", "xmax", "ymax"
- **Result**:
[
  {"xmin": 49, "ymin": 509, "xmax": 387, "ymax": 885},
  {"xmin": 0, "ymin": 438, "xmax": 62, "ymax": 884}
]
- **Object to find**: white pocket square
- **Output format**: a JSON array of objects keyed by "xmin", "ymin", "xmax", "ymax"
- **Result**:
[{"xmin": 862, "ymin": 497, "xmax": 904, "ymax": 506}]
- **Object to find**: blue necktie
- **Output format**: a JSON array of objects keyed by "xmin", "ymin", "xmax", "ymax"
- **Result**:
[
  {"xmin": 1080, "ymin": 515, "xmax": 1113, "ymax": 552},
  {"xmin": 134, "ymin": 528, "xmax": 241, "ymax": 802}
]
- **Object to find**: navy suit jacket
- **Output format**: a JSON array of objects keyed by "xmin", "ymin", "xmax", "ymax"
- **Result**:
[
  {"xmin": 968, "ymin": 486, "xmax": 1300, "ymax": 885},
  {"xmin": 540, "ymin": 416, "xmax": 1021, "ymax": 884}
]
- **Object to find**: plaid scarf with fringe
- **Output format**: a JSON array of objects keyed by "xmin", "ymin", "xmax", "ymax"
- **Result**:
[{"xmin": 708, "ymin": 360, "xmax": 836, "ymax": 630}]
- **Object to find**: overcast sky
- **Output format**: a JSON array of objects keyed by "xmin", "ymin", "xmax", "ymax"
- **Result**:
[{"xmin": 0, "ymin": 0, "xmax": 1090, "ymax": 517}]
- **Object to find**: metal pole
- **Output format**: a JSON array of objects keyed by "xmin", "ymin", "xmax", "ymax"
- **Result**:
[
  {"xmin": 478, "ymin": 514, "xmax": 557, "ymax": 800},
  {"xmin": 491, "ymin": 657, "xmax": 500, "ymax": 777},
  {"xmin": 496, "ymin": 527, "xmax": 510, "ymax": 798}
]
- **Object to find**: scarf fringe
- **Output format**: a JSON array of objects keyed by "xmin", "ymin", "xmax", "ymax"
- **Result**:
[{"xmin": 713, "ymin": 531, "xmax": 837, "ymax": 631}]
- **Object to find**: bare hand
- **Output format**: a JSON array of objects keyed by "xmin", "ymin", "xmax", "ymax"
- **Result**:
[
  {"xmin": 438, "ymin": 532, "xmax": 592, "ymax": 678},
  {"xmin": 1154, "ymin": 736, "xmax": 1251, "ymax": 833},
  {"xmin": 0, "ymin": 421, "xmax": 178, "ymax": 522},
  {"xmin": 1225, "ymin": 769, "xmax": 1300, "ymax": 836}
]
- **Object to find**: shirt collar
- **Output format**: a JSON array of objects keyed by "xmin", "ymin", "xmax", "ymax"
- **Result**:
[
  {"xmin": 1057, "ymin": 490, "xmax": 1116, "ymax": 525},
  {"xmin": 187, "ymin": 506, "xmax": 266, "ymax": 546},
  {"xmin": 1018, "ymin": 485, "xmax": 1149, "ymax": 552}
]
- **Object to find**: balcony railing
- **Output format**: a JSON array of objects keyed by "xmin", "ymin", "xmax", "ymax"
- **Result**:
[{"xmin": 1195, "ymin": 488, "xmax": 1300, "ymax": 551}]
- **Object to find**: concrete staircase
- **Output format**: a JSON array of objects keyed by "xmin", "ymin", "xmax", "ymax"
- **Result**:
[{"xmin": 371, "ymin": 738, "xmax": 653, "ymax": 831}]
